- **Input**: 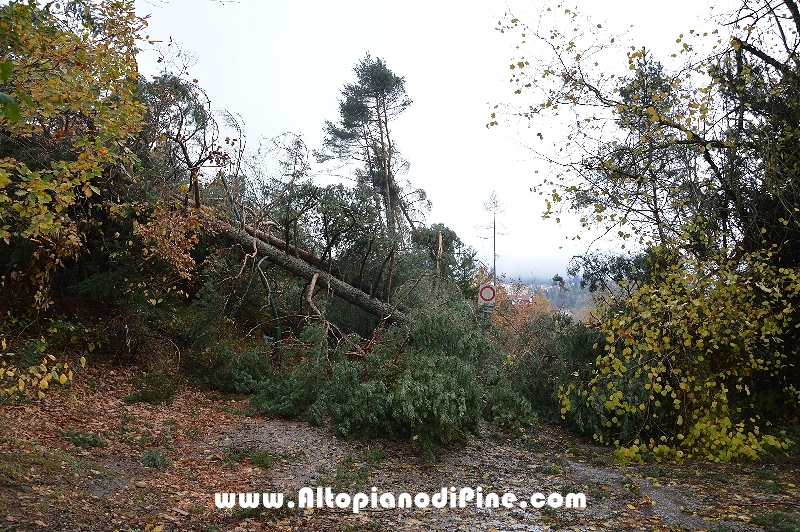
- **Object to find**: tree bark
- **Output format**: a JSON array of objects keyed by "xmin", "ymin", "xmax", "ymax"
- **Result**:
[
  {"xmin": 243, "ymin": 224, "xmax": 337, "ymax": 274},
  {"xmin": 220, "ymin": 223, "xmax": 407, "ymax": 324}
]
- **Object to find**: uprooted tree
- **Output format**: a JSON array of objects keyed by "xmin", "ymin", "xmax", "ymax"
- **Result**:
[
  {"xmin": 1, "ymin": 3, "xmax": 519, "ymax": 458},
  {"xmin": 134, "ymin": 69, "xmax": 411, "ymax": 326},
  {"xmin": 0, "ymin": 0, "xmax": 594, "ymax": 462}
]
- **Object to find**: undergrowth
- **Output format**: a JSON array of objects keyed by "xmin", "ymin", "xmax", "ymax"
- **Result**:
[{"xmin": 231, "ymin": 282, "xmax": 538, "ymax": 457}]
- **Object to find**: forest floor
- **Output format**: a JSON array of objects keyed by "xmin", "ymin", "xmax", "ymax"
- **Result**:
[{"xmin": 1, "ymin": 363, "xmax": 799, "ymax": 532}]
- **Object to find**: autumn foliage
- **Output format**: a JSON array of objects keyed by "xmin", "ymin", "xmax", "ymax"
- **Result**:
[
  {"xmin": 0, "ymin": 0, "xmax": 144, "ymax": 309},
  {"xmin": 495, "ymin": 0, "xmax": 800, "ymax": 461},
  {"xmin": 1, "ymin": 0, "xmax": 798, "ymax": 468}
]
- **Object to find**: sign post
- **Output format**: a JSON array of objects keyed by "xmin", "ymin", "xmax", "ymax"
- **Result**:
[{"xmin": 478, "ymin": 283, "xmax": 496, "ymax": 314}]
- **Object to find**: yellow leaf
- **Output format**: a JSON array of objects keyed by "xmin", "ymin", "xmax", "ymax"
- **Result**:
[
  {"xmin": 59, "ymin": 373, "xmax": 67, "ymax": 385},
  {"xmin": 18, "ymin": 377, "xmax": 24, "ymax": 391}
]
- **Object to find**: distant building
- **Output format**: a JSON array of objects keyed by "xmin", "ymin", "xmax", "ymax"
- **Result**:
[{"xmin": 506, "ymin": 294, "xmax": 534, "ymax": 305}]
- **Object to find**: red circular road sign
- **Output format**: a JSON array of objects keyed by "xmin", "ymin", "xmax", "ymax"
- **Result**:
[{"xmin": 479, "ymin": 284, "xmax": 496, "ymax": 302}]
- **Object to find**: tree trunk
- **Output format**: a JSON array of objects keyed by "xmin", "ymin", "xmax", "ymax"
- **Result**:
[{"xmin": 220, "ymin": 223, "xmax": 407, "ymax": 324}]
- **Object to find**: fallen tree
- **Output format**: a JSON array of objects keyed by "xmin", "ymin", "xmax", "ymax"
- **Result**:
[
  {"xmin": 220, "ymin": 223, "xmax": 407, "ymax": 324},
  {"xmin": 241, "ymin": 223, "xmax": 338, "ymax": 275}
]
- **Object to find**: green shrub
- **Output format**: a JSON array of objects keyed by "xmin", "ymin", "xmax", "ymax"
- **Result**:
[
  {"xmin": 249, "ymin": 284, "xmax": 515, "ymax": 457},
  {"xmin": 390, "ymin": 354, "xmax": 482, "ymax": 458},
  {"xmin": 503, "ymin": 312, "xmax": 605, "ymax": 427},
  {"xmin": 314, "ymin": 359, "xmax": 398, "ymax": 439},
  {"xmin": 193, "ymin": 344, "xmax": 273, "ymax": 393},
  {"xmin": 0, "ymin": 316, "xmax": 88, "ymax": 400},
  {"xmin": 125, "ymin": 370, "xmax": 180, "ymax": 404},
  {"xmin": 331, "ymin": 453, "xmax": 372, "ymax": 492},
  {"xmin": 250, "ymin": 323, "xmax": 327, "ymax": 418},
  {"xmin": 141, "ymin": 449, "xmax": 170, "ymax": 468},
  {"xmin": 251, "ymin": 450, "xmax": 277, "ymax": 469},
  {"xmin": 180, "ymin": 263, "xmax": 279, "ymax": 392},
  {"xmin": 558, "ymin": 254, "xmax": 799, "ymax": 462},
  {"xmin": 752, "ymin": 511, "xmax": 800, "ymax": 532},
  {"xmin": 485, "ymin": 385, "xmax": 538, "ymax": 434},
  {"xmin": 250, "ymin": 361, "xmax": 322, "ymax": 417},
  {"xmin": 62, "ymin": 429, "xmax": 106, "ymax": 448},
  {"xmin": 406, "ymin": 290, "xmax": 495, "ymax": 366},
  {"xmin": 315, "ymin": 287, "xmax": 492, "ymax": 456}
]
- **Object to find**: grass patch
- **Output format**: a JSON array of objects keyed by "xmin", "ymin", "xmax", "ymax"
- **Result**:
[
  {"xmin": 186, "ymin": 425, "xmax": 202, "ymax": 441},
  {"xmin": 752, "ymin": 511, "xmax": 800, "ymax": 532},
  {"xmin": 188, "ymin": 502, "xmax": 205, "ymax": 515},
  {"xmin": 522, "ymin": 436, "xmax": 544, "ymax": 453},
  {"xmin": 61, "ymin": 428, "xmax": 107, "ymax": 448},
  {"xmin": 701, "ymin": 472, "xmax": 729, "ymax": 483},
  {"xmin": 758, "ymin": 479, "xmax": 782, "ymax": 494},
  {"xmin": 315, "ymin": 449, "xmax": 388, "ymax": 493},
  {"xmin": 141, "ymin": 449, "xmax": 171, "ymax": 468},
  {"xmin": 0, "ymin": 451, "xmax": 60, "ymax": 484},
  {"xmin": 644, "ymin": 465, "xmax": 667, "ymax": 478},
  {"xmin": 754, "ymin": 467, "xmax": 783, "ymax": 494},
  {"xmin": 756, "ymin": 467, "xmax": 781, "ymax": 481},
  {"xmin": 359, "ymin": 448, "xmax": 388, "ymax": 468},
  {"xmin": 533, "ymin": 461, "xmax": 561, "ymax": 475},
  {"xmin": 251, "ymin": 450, "xmax": 277, "ymax": 469},
  {"xmin": 333, "ymin": 455, "xmax": 371, "ymax": 492},
  {"xmin": 232, "ymin": 505, "xmax": 264, "ymax": 519},
  {"xmin": 222, "ymin": 450, "xmax": 246, "ymax": 469}
]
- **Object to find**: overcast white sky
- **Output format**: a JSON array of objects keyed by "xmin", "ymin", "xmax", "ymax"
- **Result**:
[{"xmin": 134, "ymin": 0, "xmax": 731, "ymax": 280}]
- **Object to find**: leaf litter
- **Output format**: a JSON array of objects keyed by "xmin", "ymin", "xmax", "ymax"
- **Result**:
[{"xmin": 0, "ymin": 363, "xmax": 798, "ymax": 531}]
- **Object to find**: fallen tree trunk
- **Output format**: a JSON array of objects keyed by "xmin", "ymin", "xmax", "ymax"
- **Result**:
[
  {"xmin": 242, "ymin": 224, "xmax": 338, "ymax": 275},
  {"xmin": 221, "ymin": 223, "xmax": 407, "ymax": 324},
  {"xmin": 179, "ymin": 194, "xmax": 337, "ymax": 273}
]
